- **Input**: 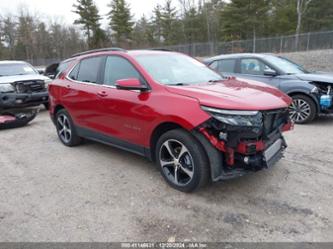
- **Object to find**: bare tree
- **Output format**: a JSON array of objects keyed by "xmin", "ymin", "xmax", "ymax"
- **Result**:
[{"xmin": 295, "ymin": 0, "xmax": 313, "ymax": 49}]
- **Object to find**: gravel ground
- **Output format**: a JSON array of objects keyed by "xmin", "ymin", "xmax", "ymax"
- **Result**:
[
  {"xmin": 281, "ymin": 49, "xmax": 333, "ymax": 72},
  {"xmin": 0, "ymin": 110, "xmax": 332, "ymax": 242}
]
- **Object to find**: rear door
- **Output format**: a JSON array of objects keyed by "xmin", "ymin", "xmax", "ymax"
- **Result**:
[{"xmin": 61, "ymin": 56, "xmax": 106, "ymax": 130}]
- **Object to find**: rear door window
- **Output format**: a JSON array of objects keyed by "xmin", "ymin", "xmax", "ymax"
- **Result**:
[
  {"xmin": 77, "ymin": 56, "xmax": 104, "ymax": 84},
  {"xmin": 218, "ymin": 59, "xmax": 236, "ymax": 73}
]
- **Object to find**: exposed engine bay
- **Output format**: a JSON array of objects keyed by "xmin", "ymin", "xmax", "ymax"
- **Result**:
[
  {"xmin": 311, "ymin": 82, "xmax": 333, "ymax": 112},
  {"xmin": 196, "ymin": 108, "xmax": 293, "ymax": 180}
]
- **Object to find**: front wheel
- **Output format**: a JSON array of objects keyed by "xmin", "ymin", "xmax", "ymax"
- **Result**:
[
  {"xmin": 155, "ymin": 129, "xmax": 210, "ymax": 192},
  {"xmin": 289, "ymin": 95, "xmax": 317, "ymax": 124}
]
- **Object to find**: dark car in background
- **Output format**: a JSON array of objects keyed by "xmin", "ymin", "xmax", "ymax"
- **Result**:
[
  {"xmin": 0, "ymin": 61, "xmax": 51, "ymax": 110},
  {"xmin": 204, "ymin": 54, "xmax": 333, "ymax": 124}
]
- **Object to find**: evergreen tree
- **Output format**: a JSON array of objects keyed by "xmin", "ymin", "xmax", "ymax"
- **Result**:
[
  {"xmin": 303, "ymin": 0, "xmax": 333, "ymax": 32},
  {"xmin": 221, "ymin": 0, "xmax": 271, "ymax": 51},
  {"xmin": 160, "ymin": 0, "xmax": 180, "ymax": 45},
  {"xmin": 152, "ymin": 4, "xmax": 163, "ymax": 44},
  {"xmin": 270, "ymin": 0, "xmax": 297, "ymax": 35},
  {"xmin": 72, "ymin": 0, "xmax": 103, "ymax": 48},
  {"xmin": 107, "ymin": 0, "xmax": 134, "ymax": 45},
  {"xmin": 132, "ymin": 15, "xmax": 156, "ymax": 48}
]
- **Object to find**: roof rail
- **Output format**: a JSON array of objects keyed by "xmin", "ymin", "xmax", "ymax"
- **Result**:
[
  {"xmin": 148, "ymin": 48, "xmax": 173, "ymax": 52},
  {"xmin": 71, "ymin": 48, "xmax": 127, "ymax": 58}
]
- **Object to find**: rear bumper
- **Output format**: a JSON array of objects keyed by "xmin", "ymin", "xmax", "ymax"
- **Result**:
[{"xmin": 0, "ymin": 91, "xmax": 48, "ymax": 108}]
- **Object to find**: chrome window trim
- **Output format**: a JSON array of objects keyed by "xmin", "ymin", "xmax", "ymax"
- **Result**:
[
  {"xmin": 65, "ymin": 61, "xmax": 150, "ymax": 93},
  {"xmin": 65, "ymin": 61, "xmax": 117, "ymax": 89}
]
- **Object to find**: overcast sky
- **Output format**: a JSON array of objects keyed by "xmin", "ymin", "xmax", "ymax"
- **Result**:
[{"xmin": 0, "ymin": 0, "xmax": 167, "ymax": 25}]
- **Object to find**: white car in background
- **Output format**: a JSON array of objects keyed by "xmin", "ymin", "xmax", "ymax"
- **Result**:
[{"xmin": 0, "ymin": 61, "xmax": 51, "ymax": 110}]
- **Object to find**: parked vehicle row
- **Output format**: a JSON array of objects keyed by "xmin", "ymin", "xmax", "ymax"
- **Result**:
[
  {"xmin": 204, "ymin": 54, "xmax": 333, "ymax": 124},
  {"xmin": 48, "ymin": 48, "xmax": 293, "ymax": 192}
]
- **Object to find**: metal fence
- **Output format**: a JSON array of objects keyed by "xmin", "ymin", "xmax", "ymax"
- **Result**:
[
  {"xmin": 27, "ymin": 30, "xmax": 333, "ymax": 66},
  {"xmin": 161, "ymin": 30, "xmax": 333, "ymax": 57}
]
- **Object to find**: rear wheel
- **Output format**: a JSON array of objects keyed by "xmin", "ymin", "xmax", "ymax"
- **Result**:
[
  {"xmin": 289, "ymin": 94, "xmax": 317, "ymax": 124},
  {"xmin": 55, "ymin": 109, "xmax": 82, "ymax": 147},
  {"xmin": 155, "ymin": 129, "xmax": 210, "ymax": 192}
]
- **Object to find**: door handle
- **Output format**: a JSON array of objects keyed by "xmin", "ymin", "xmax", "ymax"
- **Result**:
[
  {"xmin": 97, "ymin": 91, "xmax": 108, "ymax": 97},
  {"xmin": 66, "ymin": 84, "xmax": 71, "ymax": 89}
]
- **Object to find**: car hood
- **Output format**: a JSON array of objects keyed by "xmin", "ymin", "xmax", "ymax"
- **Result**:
[
  {"xmin": 295, "ymin": 73, "xmax": 333, "ymax": 84},
  {"xmin": 0, "ymin": 74, "xmax": 50, "ymax": 84},
  {"xmin": 166, "ymin": 78, "xmax": 291, "ymax": 111}
]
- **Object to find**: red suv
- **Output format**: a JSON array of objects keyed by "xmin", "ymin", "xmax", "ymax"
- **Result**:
[{"xmin": 49, "ymin": 48, "xmax": 293, "ymax": 192}]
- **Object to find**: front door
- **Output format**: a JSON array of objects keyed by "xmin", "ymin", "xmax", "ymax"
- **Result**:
[
  {"xmin": 96, "ymin": 55, "xmax": 153, "ymax": 147},
  {"xmin": 235, "ymin": 58, "xmax": 281, "ymax": 89}
]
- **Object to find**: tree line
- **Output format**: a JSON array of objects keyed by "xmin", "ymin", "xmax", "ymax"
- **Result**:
[{"xmin": 1, "ymin": 0, "xmax": 333, "ymax": 62}]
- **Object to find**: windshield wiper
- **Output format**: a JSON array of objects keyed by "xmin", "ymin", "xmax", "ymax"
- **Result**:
[
  {"xmin": 167, "ymin": 83, "xmax": 189, "ymax": 86},
  {"xmin": 208, "ymin": 78, "xmax": 226, "ymax": 83}
]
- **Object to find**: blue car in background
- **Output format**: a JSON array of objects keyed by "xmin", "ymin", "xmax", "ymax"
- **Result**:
[{"xmin": 204, "ymin": 53, "xmax": 333, "ymax": 124}]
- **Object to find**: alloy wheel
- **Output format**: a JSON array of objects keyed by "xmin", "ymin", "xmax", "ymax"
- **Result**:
[
  {"xmin": 289, "ymin": 98, "xmax": 311, "ymax": 123},
  {"xmin": 57, "ymin": 114, "xmax": 72, "ymax": 144},
  {"xmin": 159, "ymin": 139, "xmax": 194, "ymax": 186}
]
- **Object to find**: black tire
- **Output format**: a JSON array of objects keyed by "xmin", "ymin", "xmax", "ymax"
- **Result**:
[
  {"xmin": 155, "ymin": 129, "xmax": 210, "ymax": 192},
  {"xmin": 55, "ymin": 109, "xmax": 82, "ymax": 147},
  {"xmin": 44, "ymin": 103, "xmax": 49, "ymax": 110},
  {"xmin": 289, "ymin": 94, "xmax": 317, "ymax": 124}
]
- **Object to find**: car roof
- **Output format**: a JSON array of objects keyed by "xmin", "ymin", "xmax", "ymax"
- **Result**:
[
  {"xmin": 70, "ymin": 48, "xmax": 179, "ymax": 60},
  {"xmin": 204, "ymin": 53, "xmax": 274, "ymax": 63},
  {"xmin": 0, "ymin": 60, "xmax": 29, "ymax": 65}
]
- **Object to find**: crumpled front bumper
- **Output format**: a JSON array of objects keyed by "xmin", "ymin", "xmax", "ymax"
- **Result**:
[
  {"xmin": 0, "ymin": 91, "xmax": 48, "ymax": 108},
  {"xmin": 192, "ymin": 109, "xmax": 293, "ymax": 182}
]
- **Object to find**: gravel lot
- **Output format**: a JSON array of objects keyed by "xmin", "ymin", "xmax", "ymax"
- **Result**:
[
  {"xmin": 281, "ymin": 49, "xmax": 333, "ymax": 72},
  {"xmin": 0, "ymin": 110, "xmax": 333, "ymax": 242}
]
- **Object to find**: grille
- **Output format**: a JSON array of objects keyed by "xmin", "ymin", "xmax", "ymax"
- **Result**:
[
  {"xmin": 263, "ymin": 109, "xmax": 288, "ymax": 135},
  {"xmin": 14, "ymin": 80, "xmax": 45, "ymax": 93}
]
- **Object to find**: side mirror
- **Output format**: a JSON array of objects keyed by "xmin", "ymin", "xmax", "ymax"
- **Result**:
[
  {"xmin": 38, "ymin": 69, "xmax": 45, "ymax": 75},
  {"xmin": 46, "ymin": 74, "xmax": 56, "ymax": 80},
  {"xmin": 115, "ymin": 78, "xmax": 148, "ymax": 92},
  {"xmin": 264, "ymin": 69, "xmax": 278, "ymax": 77}
]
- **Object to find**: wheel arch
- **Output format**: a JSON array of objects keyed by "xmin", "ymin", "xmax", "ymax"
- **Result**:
[
  {"xmin": 149, "ymin": 122, "xmax": 188, "ymax": 162},
  {"xmin": 54, "ymin": 104, "xmax": 65, "ymax": 115},
  {"xmin": 287, "ymin": 91, "xmax": 319, "ymax": 113}
]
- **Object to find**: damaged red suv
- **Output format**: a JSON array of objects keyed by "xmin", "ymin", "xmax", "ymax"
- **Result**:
[{"xmin": 49, "ymin": 48, "xmax": 293, "ymax": 192}]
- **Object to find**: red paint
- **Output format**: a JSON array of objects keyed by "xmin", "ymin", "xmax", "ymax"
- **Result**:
[
  {"xmin": 116, "ymin": 78, "xmax": 142, "ymax": 88},
  {"xmin": 49, "ymin": 50, "xmax": 291, "ymax": 149},
  {"xmin": 282, "ymin": 120, "xmax": 294, "ymax": 132},
  {"xmin": 237, "ymin": 140, "xmax": 265, "ymax": 154},
  {"xmin": 0, "ymin": 115, "xmax": 16, "ymax": 123}
]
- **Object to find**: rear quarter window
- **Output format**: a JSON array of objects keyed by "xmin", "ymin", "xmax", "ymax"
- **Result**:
[{"xmin": 218, "ymin": 59, "xmax": 236, "ymax": 73}]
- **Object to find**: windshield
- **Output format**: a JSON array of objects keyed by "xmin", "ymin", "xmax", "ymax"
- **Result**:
[
  {"xmin": 265, "ymin": 55, "xmax": 308, "ymax": 75},
  {"xmin": 0, "ymin": 63, "xmax": 38, "ymax": 77},
  {"xmin": 135, "ymin": 53, "xmax": 222, "ymax": 85}
]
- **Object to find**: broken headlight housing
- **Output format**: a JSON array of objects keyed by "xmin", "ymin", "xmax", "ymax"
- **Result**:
[
  {"xmin": 0, "ymin": 83, "xmax": 15, "ymax": 93},
  {"xmin": 202, "ymin": 106, "xmax": 263, "ymax": 127}
]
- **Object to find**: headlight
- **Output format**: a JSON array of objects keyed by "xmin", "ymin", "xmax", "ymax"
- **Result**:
[
  {"xmin": 201, "ymin": 106, "xmax": 263, "ymax": 127},
  {"xmin": 0, "ymin": 83, "xmax": 15, "ymax": 93},
  {"xmin": 44, "ymin": 78, "xmax": 52, "ymax": 86}
]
